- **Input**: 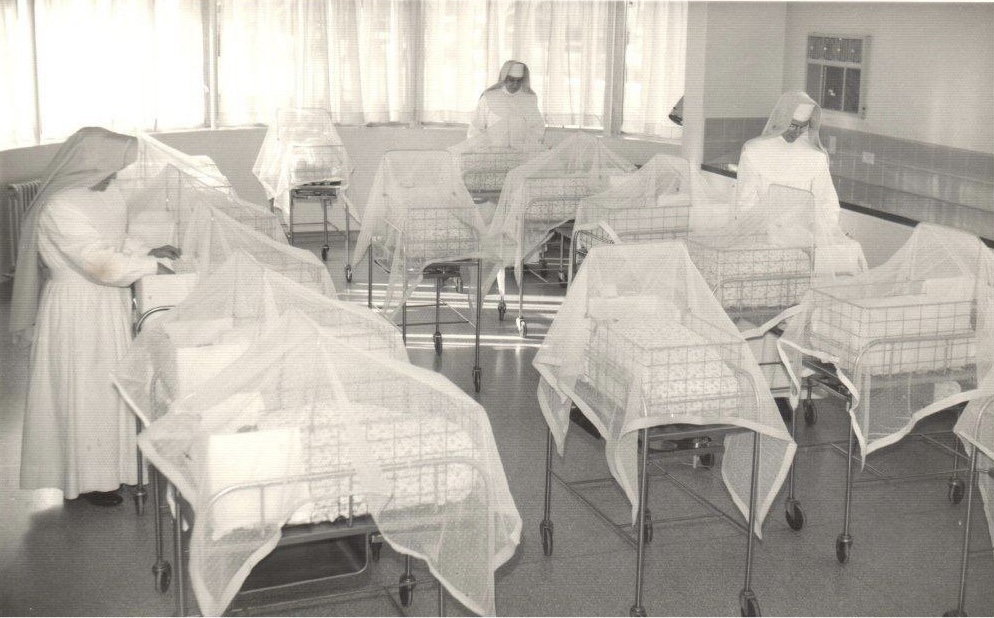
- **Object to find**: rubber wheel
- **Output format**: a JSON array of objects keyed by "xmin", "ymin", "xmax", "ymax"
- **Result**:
[
  {"xmin": 785, "ymin": 501, "xmax": 805, "ymax": 531},
  {"xmin": 154, "ymin": 563, "xmax": 172, "ymax": 593},
  {"xmin": 371, "ymin": 540, "xmax": 382, "ymax": 562},
  {"xmin": 134, "ymin": 490, "xmax": 147, "ymax": 516},
  {"xmin": 540, "ymin": 521, "xmax": 554, "ymax": 556},
  {"xmin": 345, "ymin": 264, "xmax": 354, "ymax": 283},
  {"xmin": 948, "ymin": 478, "xmax": 965, "ymax": 504},
  {"xmin": 739, "ymin": 593, "xmax": 761, "ymax": 617},
  {"xmin": 836, "ymin": 535, "xmax": 852, "ymax": 564},
  {"xmin": 399, "ymin": 574, "xmax": 415, "ymax": 607},
  {"xmin": 803, "ymin": 400, "xmax": 818, "ymax": 426},
  {"xmin": 629, "ymin": 605, "xmax": 647, "ymax": 617},
  {"xmin": 321, "ymin": 246, "xmax": 328, "ymax": 262},
  {"xmin": 642, "ymin": 510, "xmax": 654, "ymax": 544},
  {"xmin": 942, "ymin": 609, "xmax": 967, "ymax": 616},
  {"xmin": 473, "ymin": 367, "xmax": 482, "ymax": 393},
  {"xmin": 497, "ymin": 301, "xmax": 506, "ymax": 321},
  {"xmin": 516, "ymin": 317, "xmax": 528, "ymax": 337},
  {"xmin": 557, "ymin": 271, "xmax": 567, "ymax": 287},
  {"xmin": 699, "ymin": 453, "xmax": 716, "ymax": 469},
  {"xmin": 433, "ymin": 332, "xmax": 443, "ymax": 356}
]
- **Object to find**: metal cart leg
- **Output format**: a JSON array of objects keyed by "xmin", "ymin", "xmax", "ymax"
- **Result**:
[
  {"xmin": 516, "ymin": 261, "xmax": 527, "ymax": 337},
  {"xmin": 947, "ymin": 437, "xmax": 966, "ymax": 505},
  {"xmin": 739, "ymin": 432, "xmax": 761, "ymax": 616},
  {"xmin": 473, "ymin": 259, "xmax": 482, "ymax": 393},
  {"xmin": 785, "ymin": 391, "xmax": 804, "ymax": 531},
  {"xmin": 344, "ymin": 202, "xmax": 354, "ymax": 283},
  {"xmin": 438, "ymin": 579, "xmax": 445, "ymax": 617},
  {"xmin": 836, "ymin": 410, "xmax": 856, "ymax": 564},
  {"xmin": 557, "ymin": 230, "xmax": 567, "ymax": 286},
  {"xmin": 367, "ymin": 251, "xmax": 373, "ymax": 309},
  {"xmin": 402, "ymin": 302, "xmax": 408, "ymax": 345},
  {"xmin": 540, "ymin": 429, "xmax": 555, "ymax": 556},
  {"xmin": 320, "ymin": 197, "xmax": 330, "ymax": 261},
  {"xmin": 944, "ymin": 445, "xmax": 978, "ymax": 617},
  {"xmin": 134, "ymin": 417, "xmax": 146, "ymax": 516},
  {"xmin": 288, "ymin": 196, "xmax": 295, "ymax": 245},
  {"xmin": 399, "ymin": 555, "xmax": 416, "ymax": 607},
  {"xmin": 630, "ymin": 427, "xmax": 650, "ymax": 617},
  {"xmin": 433, "ymin": 277, "xmax": 442, "ymax": 355},
  {"xmin": 152, "ymin": 468, "xmax": 172, "ymax": 593},
  {"xmin": 174, "ymin": 487, "xmax": 186, "ymax": 617}
]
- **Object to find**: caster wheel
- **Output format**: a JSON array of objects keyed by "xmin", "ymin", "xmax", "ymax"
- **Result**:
[
  {"xmin": 371, "ymin": 540, "xmax": 382, "ymax": 562},
  {"xmin": 433, "ymin": 332, "xmax": 443, "ymax": 356},
  {"xmin": 629, "ymin": 605, "xmax": 647, "ymax": 617},
  {"xmin": 473, "ymin": 367, "xmax": 482, "ymax": 393},
  {"xmin": 948, "ymin": 478, "xmax": 965, "ymax": 505},
  {"xmin": 538, "ymin": 259, "xmax": 548, "ymax": 274},
  {"xmin": 497, "ymin": 301, "xmax": 507, "ymax": 321},
  {"xmin": 698, "ymin": 453, "xmax": 716, "ymax": 469},
  {"xmin": 399, "ymin": 574, "xmax": 416, "ymax": 607},
  {"xmin": 153, "ymin": 563, "xmax": 172, "ymax": 593},
  {"xmin": 836, "ymin": 534, "xmax": 852, "ymax": 564},
  {"xmin": 803, "ymin": 400, "xmax": 817, "ymax": 426},
  {"xmin": 739, "ymin": 591, "xmax": 761, "ymax": 617},
  {"xmin": 785, "ymin": 500, "xmax": 805, "ymax": 531},
  {"xmin": 516, "ymin": 317, "xmax": 528, "ymax": 337},
  {"xmin": 557, "ymin": 271, "xmax": 567, "ymax": 287},
  {"xmin": 942, "ymin": 609, "xmax": 967, "ymax": 617},
  {"xmin": 321, "ymin": 246, "xmax": 329, "ymax": 262},
  {"xmin": 540, "ymin": 520, "xmax": 554, "ymax": 556},
  {"xmin": 345, "ymin": 264, "xmax": 354, "ymax": 283},
  {"xmin": 642, "ymin": 510, "xmax": 654, "ymax": 544}
]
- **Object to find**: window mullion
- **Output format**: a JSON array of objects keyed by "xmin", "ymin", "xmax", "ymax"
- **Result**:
[
  {"xmin": 204, "ymin": 0, "xmax": 219, "ymax": 129},
  {"xmin": 602, "ymin": 0, "xmax": 627, "ymax": 137}
]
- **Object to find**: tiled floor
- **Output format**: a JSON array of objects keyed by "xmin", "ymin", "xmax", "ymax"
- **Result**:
[{"xmin": 1, "ymin": 237, "xmax": 992, "ymax": 616}]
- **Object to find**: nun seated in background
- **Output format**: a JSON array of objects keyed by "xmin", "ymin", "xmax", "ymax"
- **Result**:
[
  {"xmin": 463, "ymin": 60, "xmax": 546, "ymax": 152},
  {"xmin": 11, "ymin": 128, "xmax": 179, "ymax": 508},
  {"xmin": 450, "ymin": 61, "xmax": 548, "ymax": 209}
]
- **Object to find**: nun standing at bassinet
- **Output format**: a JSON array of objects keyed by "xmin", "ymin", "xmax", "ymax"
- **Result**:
[
  {"xmin": 10, "ymin": 127, "xmax": 179, "ymax": 507},
  {"xmin": 735, "ymin": 91, "xmax": 841, "ymax": 225}
]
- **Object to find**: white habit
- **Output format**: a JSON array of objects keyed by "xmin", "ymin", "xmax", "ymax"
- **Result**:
[
  {"xmin": 20, "ymin": 185, "xmax": 161, "ymax": 498},
  {"xmin": 467, "ymin": 88, "xmax": 546, "ymax": 151}
]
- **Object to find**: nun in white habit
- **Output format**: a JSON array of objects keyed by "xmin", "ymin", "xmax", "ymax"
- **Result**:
[
  {"xmin": 460, "ymin": 60, "xmax": 546, "ymax": 153},
  {"xmin": 11, "ymin": 127, "xmax": 179, "ymax": 506},
  {"xmin": 735, "ymin": 91, "xmax": 840, "ymax": 225}
]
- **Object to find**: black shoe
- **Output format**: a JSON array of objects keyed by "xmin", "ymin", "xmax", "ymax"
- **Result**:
[{"xmin": 81, "ymin": 491, "xmax": 123, "ymax": 507}]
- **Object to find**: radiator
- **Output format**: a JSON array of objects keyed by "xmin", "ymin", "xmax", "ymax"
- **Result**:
[{"xmin": 3, "ymin": 180, "xmax": 42, "ymax": 278}]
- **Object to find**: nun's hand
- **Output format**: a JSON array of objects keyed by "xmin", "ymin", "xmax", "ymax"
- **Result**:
[{"xmin": 149, "ymin": 245, "xmax": 182, "ymax": 260}]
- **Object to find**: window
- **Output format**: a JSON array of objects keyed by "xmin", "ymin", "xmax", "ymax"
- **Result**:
[
  {"xmin": 1, "ymin": 0, "xmax": 689, "ymax": 149},
  {"xmin": 806, "ymin": 34, "xmax": 869, "ymax": 117}
]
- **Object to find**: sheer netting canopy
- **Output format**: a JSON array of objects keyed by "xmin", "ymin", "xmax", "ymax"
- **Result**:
[
  {"xmin": 687, "ymin": 182, "xmax": 867, "ymax": 337},
  {"xmin": 117, "ymin": 303, "xmax": 520, "ymax": 617},
  {"xmin": 352, "ymin": 150, "xmax": 499, "ymax": 320},
  {"xmin": 572, "ymin": 153, "xmax": 735, "ymax": 251},
  {"xmin": 485, "ymin": 132, "xmax": 635, "ymax": 295},
  {"xmin": 953, "ymin": 366, "xmax": 994, "ymax": 566},
  {"xmin": 114, "ymin": 250, "xmax": 406, "ymax": 428},
  {"xmin": 779, "ymin": 223, "xmax": 994, "ymax": 460},
  {"xmin": 252, "ymin": 108, "xmax": 354, "ymax": 217},
  {"xmin": 534, "ymin": 242, "xmax": 796, "ymax": 536},
  {"xmin": 119, "ymin": 133, "xmax": 336, "ymax": 297}
]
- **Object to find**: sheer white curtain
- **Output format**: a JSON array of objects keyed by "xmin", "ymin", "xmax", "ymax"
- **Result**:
[
  {"xmin": 218, "ymin": 0, "xmax": 416, "ymax": 126},
  {"xmin": 422, "ymin": 0, "xmax": 614, "ymax": 130},
  {"xmin": 32, "ymin": 0, "xmax": 204, "ymax": 142},
  {"xmin": 0, "ymin": 0, "xmax": 36, "ymax": 149},
  {"xmin": 622, "ymin": 0, "xmax": 686, "ymax": 139}
]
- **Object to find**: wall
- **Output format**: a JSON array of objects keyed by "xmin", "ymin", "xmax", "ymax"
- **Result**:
[
  {"xmin": 783, "ymin": 2, "xmax": 994, "ymax": 153},
  {"xmin": 701, "ymin": 2, "xmax": 787, "ymax": 164}
]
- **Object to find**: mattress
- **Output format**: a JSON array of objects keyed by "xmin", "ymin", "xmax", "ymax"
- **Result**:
[
  {"xmin": 461, "ymin": 151, "xmax": 524, "ymax": 193},
  {"xmin": 200, "ymin": 401, "xmax": 475, "ymax": 540},
  {"xmin": 402, "ymin": 211, "xmax": 478, "ymax": 258},
  {"xmin": 134, "ymin": 273, "xmax": 200, "ymax": 317},
  {"xmin": 585, "ymin": 318, "xmax": 742, "ymax": 417},
  {"xmin": 808, "ymin": 284, "xmax": 976, "ymax": 374},
  {"xmin": 524, "ymin": 177, "xmax": 602, "ymax": 224},
  {"xmin": 686, "ymin": 239, "xmax": 812, "ymax": 310}
]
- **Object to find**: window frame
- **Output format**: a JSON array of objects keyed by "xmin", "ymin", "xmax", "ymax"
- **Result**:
[{"xmin": 805, "ymin": 32, "xmax": 870, "ymax": 119}]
